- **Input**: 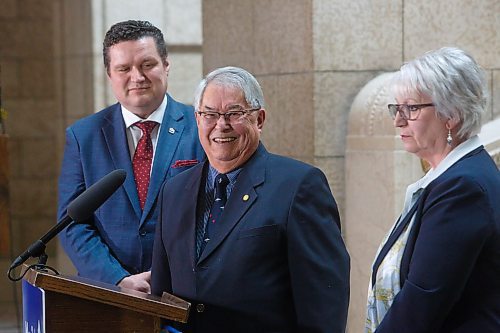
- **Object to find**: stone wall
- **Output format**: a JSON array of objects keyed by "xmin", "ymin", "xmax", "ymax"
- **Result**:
[
  {"xmin": 0, "ymin": 0, "xmax": 61, "ymax": 267},
  {"xmin": 0, "ymin": 0, "xmax": 61, "ymax": 325}
]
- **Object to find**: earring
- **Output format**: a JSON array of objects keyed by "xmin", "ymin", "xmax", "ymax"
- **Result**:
[{"xmin": 446, "ymin": 128, "xmax": 452, "ymax": 145}]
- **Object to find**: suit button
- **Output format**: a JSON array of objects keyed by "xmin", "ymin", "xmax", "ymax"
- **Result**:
[
  {"xmin": 196, "ymin": 304, "xmax": 205, "ymax": 313},
  {"xmin": 139, "ymin": 231, "xmax": 146, "ymax": 236}
]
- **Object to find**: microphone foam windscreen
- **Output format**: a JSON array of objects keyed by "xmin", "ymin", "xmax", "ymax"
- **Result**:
[{"xmin": 67, "ymin": 169, "xmax": 126, "ymax": 222}]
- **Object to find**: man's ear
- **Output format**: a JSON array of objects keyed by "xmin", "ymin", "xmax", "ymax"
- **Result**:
[
  {"xmin": 257, "ymin": 109, "xmax": 266, "ymax": 131},
  {"xmin": 163, "ymin": 57, "xmax": 170, "ymax": 76}
]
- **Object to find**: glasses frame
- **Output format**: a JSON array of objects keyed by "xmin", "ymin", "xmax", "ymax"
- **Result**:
[
  {"xmin": 196, "ymin": 108, "xmax": 261, "ymax": 124},
  {"xmin": 387, "ymin": 103, "xmax": 434, "ymax": 121}
]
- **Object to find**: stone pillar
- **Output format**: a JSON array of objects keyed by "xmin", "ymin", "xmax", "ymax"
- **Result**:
[
  {"xmin": 0, "ymin": 0, "xmax": 61, "ymax": 265},
  {"xmin": 0, "ymin": 1, "xmax": 62, "ymax": 324},
  {"xmin": 0, "ymin": 134, "xmax": 9, "ymax": 257}
]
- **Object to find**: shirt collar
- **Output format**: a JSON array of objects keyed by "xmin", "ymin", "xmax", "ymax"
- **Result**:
[
  {"xmin": 207, "ymin": 165, "xmax": 242, "ymax": 189},
  {"xmin": 121, "ymin": 94, "xmax": 168, "ymax": 128},
  {"xmin": 410, "ymin": 135, "xmax": 482, "ymax": 191}
]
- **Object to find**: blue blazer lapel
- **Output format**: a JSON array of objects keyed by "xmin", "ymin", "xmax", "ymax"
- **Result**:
[
  {"xmin": 181, "ymin": 164, "xmax": 205, "ymax": 267},
  {"xmin": 101, "ymin": 104, "xmax": 142, "ymax": 220},
  {"xmin": 198, "ymin": 144, "xmax": 267, "ymax": 263},
  {"xmin": 142, "ymin": 95, "xmax": 185, "ymax": 223},
  {"xmin": 371, "ymin": 196, "xmax": 422, "ymax": 287}
]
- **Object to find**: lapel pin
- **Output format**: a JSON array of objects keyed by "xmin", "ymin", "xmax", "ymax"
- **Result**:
[
  {"xmin": 243, "ymin": 194, "xmax": 249, "ymax": 201},
  {"xmin": 168, "ymin": 127, "xmax": 175, "ymax": 134}
]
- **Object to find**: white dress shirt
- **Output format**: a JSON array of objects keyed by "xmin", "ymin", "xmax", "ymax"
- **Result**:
[{"xmin": 121, "ymin": 94, "xmax": 168, "ymax": 163}]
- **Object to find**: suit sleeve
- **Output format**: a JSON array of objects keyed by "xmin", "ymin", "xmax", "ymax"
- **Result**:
[
  {"xmin": 151, "ymin": 183, "xmax": 172, "ymax": 296},
  {"xmin": 376, "ymin": 176, "xmax": 494, "ymax": 332},
  {"xmin": 58, "ymin": 127, "xmax": 129, "ymax": 284},
  {"xmin": 287, "ymin": 167, "xmax": 350, "ymax": 333}
]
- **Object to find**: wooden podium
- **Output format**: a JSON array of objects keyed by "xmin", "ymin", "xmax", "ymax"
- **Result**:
[{"xmin": 22, "ymin": 267, "xmax": 190, "ymax": 332}]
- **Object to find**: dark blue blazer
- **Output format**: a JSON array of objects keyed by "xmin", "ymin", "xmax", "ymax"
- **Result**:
[
  {"xmin": 151, "ymin": 144, "xmax": 350, "ymax": 333},
  {"xmin": 373, "ymin": 147, "xmax": 500, "ymax": 333},
  {"xmin": 58, "ymin": 94, "xmax": 205, "ymax": 285}
]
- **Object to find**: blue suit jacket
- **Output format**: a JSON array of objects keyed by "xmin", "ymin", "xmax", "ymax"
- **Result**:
[
  {"xmin": 151, "ymin": 144, "xmax": 350, "ymax": 333},
  {"xmin": 373, "ymin": 147, "xmax": 500, "ymax": 333},
  {"xmin": 58, "ymin": 94, "xmax": 205, "ymax": 285}
]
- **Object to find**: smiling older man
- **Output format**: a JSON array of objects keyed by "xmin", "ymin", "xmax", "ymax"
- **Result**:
[{"xmin": 152, "ymin": 66, "xmax": 350, "ymax": 333}]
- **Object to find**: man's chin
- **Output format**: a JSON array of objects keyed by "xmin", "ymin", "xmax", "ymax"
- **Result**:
[{"xmin": 125, "ymin": 97, "xmax": 157, "ymax": 109}]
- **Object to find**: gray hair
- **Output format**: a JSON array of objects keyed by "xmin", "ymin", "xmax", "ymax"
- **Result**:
[
  {"xmin": 193, "ymin": 66, "xmax": 265, "ymax": 110},
  {"xmin": 391, "ymin": 47, "xmax": 488, "ymax": 139}
]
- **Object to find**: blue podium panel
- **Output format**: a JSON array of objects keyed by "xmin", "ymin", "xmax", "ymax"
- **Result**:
[{"xmin": 22, "ymin": 279, "xmax": 46, "ymax": 333}]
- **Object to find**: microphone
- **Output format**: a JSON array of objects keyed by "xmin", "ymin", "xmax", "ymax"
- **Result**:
[{"xmin": 8, "ymin": 169, "xmax": 126, "ymax": 271}]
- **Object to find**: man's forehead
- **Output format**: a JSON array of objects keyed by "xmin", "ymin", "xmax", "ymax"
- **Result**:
[
  {"xmin": 202, "ymin": 104, "xmax": 247, "ymax": 111},
  {"xmin": 109, "ymin": 38, "xmax": 160, "ymax": 57},
  {"xmin": 201, "ymin": 84, "xmax": 247, "ymax": 108}
]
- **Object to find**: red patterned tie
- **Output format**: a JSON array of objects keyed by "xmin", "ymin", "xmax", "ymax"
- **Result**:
[{"xmin": 132, "ymin": 121, "xmax": 158, "ymax": 210}]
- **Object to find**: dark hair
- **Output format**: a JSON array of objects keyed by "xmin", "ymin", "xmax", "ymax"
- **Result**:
[{"xmin": 103, "ymin": 20, "xmax": 168, "ymax": 72}]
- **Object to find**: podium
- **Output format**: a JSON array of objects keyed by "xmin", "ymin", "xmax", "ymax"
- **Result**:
[{"xmin": 22, "ymin": 267, "xmax": 190, "ymax": 332}]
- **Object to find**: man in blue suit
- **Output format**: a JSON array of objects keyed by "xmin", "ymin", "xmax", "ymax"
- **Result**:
[
  {"xmin": 58, "ymin": 20, "xmax": 204, "ymax": 292},
  {"xmin": 151, "ymin": 67, "xmax": 350, "ymax": 332}
]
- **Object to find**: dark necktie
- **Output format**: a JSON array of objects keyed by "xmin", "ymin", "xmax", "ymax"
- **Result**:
[
  {"xmin": 197, "ymin": 173, "xmax": 229, "ymax": 258},
  {"xmin": 132, "ymin": 121, "xmax": 158, "ymax": 210}
]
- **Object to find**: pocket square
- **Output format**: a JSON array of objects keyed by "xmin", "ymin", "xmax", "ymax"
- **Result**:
[{"xmin": 172, "ymin": 159, "xmax": 199, "ymax": 168}]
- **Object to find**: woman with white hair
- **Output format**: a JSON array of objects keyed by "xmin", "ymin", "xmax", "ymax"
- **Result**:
[{"xmin": 366, "ymin": 47, "xmax": 500, "ymax": 333}]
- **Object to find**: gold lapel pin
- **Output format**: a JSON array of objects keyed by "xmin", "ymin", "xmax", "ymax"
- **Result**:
[{"xmin": 243, "ymin": 194, "xmax": 249, "ymax": 201}]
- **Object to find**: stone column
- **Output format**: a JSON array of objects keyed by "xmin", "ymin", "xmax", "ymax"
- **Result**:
[
  {"xmin": 0, "ymin": 0, "xmax": 61, "ymax": 265},
  {"xmin": 0, "ymin": 134, "xmax": 9, "ymax": 257}
]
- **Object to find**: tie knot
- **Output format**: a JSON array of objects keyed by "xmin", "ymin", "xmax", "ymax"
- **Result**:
[
  {"xmin": 215, "ymin": 173, "xmax": 229, "ymax": 187},
  {"xmin": 214, "ymin": 174, "xmax": 229, "ymax": 199},
  {"xmin": 134, "ymin": 121, "xmax": 158, "ymax": 135}
]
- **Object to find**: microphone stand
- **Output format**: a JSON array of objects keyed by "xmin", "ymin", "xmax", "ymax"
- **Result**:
[
  {"xmin": 6, "ymin": 238, "xmax": 56, "ymax": 281},
  {"xmin": 6, "ymin": 169, "xmax": 126, "ymax": 281}
]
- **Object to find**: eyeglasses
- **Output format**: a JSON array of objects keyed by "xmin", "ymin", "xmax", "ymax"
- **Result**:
[
  {"xmin": 387, "ymin": 103, "xmax": 434, "ymax": 121},
  {"xmin": 196, "ymin": 108, "xmax": 261, "ymax": 124}
]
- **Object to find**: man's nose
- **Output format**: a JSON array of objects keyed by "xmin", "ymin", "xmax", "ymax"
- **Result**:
[
  {"xmin": 215, "ymin": 114, "xmax": 231, "ymax": 127},
  {"xmin": 130, "ymin": 67, "xmax": 146, "ymax": 82}
]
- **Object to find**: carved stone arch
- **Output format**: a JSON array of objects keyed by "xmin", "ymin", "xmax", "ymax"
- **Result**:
[{"xmin": 343, "ymin": 72, "xmax": 424, "ymax": 332}]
